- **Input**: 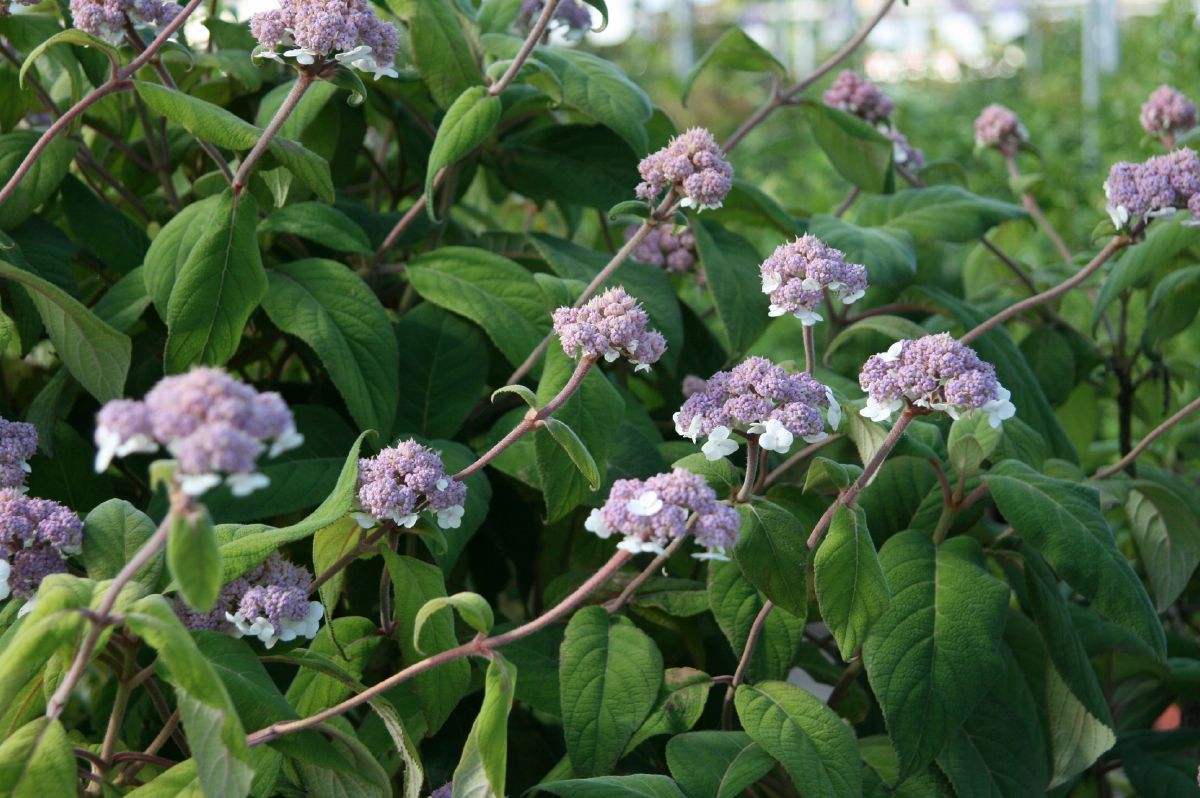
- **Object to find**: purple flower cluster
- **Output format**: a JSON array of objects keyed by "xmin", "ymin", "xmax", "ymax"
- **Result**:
[
  {"xmin": 974, "ymin": 104, "xmax": 1028, "ymax": 156},
  {"xmin": 1141, "ymin": 85, "xmax": 1196, "ymax": 140},
  {"xmin": 0, "ymin": 489, "xmax": 83, "ymax": 612},
  {"xmin": 552, "ymin": 287, "xmax": 666, "ymax": 371},
  {"xmin": 628, "ymin": 225, "xmax": 698, "ymax": 275},
  {"xmin": 94, "ymin": 368, "xmax": 303, "ymax": 498},
  {"xmin": 178, "ymin": 553, "xmax": 323, "ymax": 648},
  {"xmin": 516, "ymin": 0, "xmax": 592, "ymax": 39},
  {"xmin": 673, "ymin": 357, "xmax": 838, "ymax": 459},
  {"xmin": 822, "ymin": 70, "xmax": 894, "ymax": 124},
  {"xmin": 584, "ymin": 468, "xmax": 740, "ymax": 559},
  {"xmin": 69, "ymin": 0, "xmax": 181, "ymax": 41},
  {"xmin": 858, "ymin": 333, "xmax": 1015, "ymax": 427},
  {"xmin": 635, "ymin": 128, "xmax": 733, "ymax": 211},
  {"xmin": 0, "ymin": 418, "xmax": 37, "ymax": 491},
  {"xmin": 760, "ymin": 235, "xmax": 868, "ymax": 325},
  {"xmin": 355, "ymin": 441, "xmax": 467, "ymax": 530},
  {"xmin": 1103, "ymin": 148, "xmax": 1200, "ymax": 228},
  {"xmin": 250, "ymin": 0, "xmax": 400, "ymax": 79}
]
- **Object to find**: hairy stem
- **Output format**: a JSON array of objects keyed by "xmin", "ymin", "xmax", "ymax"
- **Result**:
[
  {"xmin": 233, "ymin": 72, "xmax": 314, "ymax": 194},
  {"xmin": 1094, "ymin": 395, "xmax": 1200, "ymax": 479},
  {"xmin": 488, "ymin": 0, "xmax": 562, "ymax": 96}
]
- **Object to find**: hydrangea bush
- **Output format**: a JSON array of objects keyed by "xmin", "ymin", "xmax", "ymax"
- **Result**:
[{"xmin": 0, "ymin": 0, "xmax": 1196, "ymax": 795}]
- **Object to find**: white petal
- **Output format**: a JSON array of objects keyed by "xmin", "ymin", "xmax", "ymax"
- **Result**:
[
  {"xmin": 880, "ymin": 341, "xmax": 905, "ymax": 362},
  {"xmin": 584, "ymin": 508, "xmax": 612, "ymax": 538},
  {"xmin": 334, "ymin": 45, "xmax": 372, "ymax": 62},
  {"xmin": 17, "ymin": 597, "xmax": 36, "ymax": 618},
  {"xmin": 93, "ymin": 427, "xmax": 120, "ymax": 473},
  {"xmin": 226, "ymin": 472, "xmax": 270, "ymax": 497},
  {"xmin": 793, "ymin": 309, "xmax": 823, "ymax": 326},
  {"xmin": 269, "ymin": 427, "xmax": 305, "ymax": 458},
  {"xmin": 351, "ymin": 512, "xmax": 379, "ymax": 529},
  {"xmin": 178, "ymin": 473, "xmax": 222, "ymax": 496},
  {"xmin": 627, "ymin": 490, "xmax": 664, "ymax": 516},
  {"xmin": 435, "ymin": 505, "xmax": 465, "ymax": 529},
  {"xmin": 760, "ymin": 272, "xmax": 781, "ymax": 292},
  {"xmin": 0, "ymin": 559, "xmax": 10, "ymax": 601},
  {"xmin": 825, "ymin": 387, "xmax": 842, "ymax": 430}
]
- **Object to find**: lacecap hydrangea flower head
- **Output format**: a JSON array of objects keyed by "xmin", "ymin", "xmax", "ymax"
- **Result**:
[
  {"xmin": 68, "ymin": 0, "xmax": 182, "ymax": 42},
  {"xmin": 674, "ymin": 357, "xmax": 839, "ymax": 460},
  {"xmin": 553, "ymin": 287, "xmax": 666, "ymax": 371},
  {"xmin": 1103, "ymin": 148, "xmax": 1200, "ymax": 228},
  {"xmin": 627, "ymin": 225, "xmax": 698, "ymax": 275},
  {"xmin": 0, "ymin": 489, "xmax": 83, "ymax": 614},
  {"xmin": 0, "ymin": 417, "xmax": 37, "ymax": 491},
  {"xmin": 250, "ymin": 0, "xmax": 400, "ymax": 80},
  {"xmin": 354, "ymin": 441, "xmax": 467, "ymax": 530},
  {"xmin": 858, "ymin": 333, "xmax": 1015, "ymax": 427},
  {"xmin": 516, "ymin": 0, "xmax": 591, "ymax": 40},
  {"xmin": 635, "ymin": 128, "xmax": 733, "ymax": 211},
  {"xmin": 1141, "ymin": 85, "xmax": 1197, "ymax": 141},
  {"xmin": 584, "ymin": 468, "xmax": 740, "ymax": 559},
  {"xmin": 760, "ymin": 235, "xmax": 868, "ymax": 325},
  {"xmin": 822, "ymin": 70, "xmax": 895, "ymax": 124},
  {"xmin": 94, "ymin": 367, "xmax": 304, "ymax": 497},
  {"xmin": 177, "ymin": 553, "xmax": 323, "ymax": 649}
]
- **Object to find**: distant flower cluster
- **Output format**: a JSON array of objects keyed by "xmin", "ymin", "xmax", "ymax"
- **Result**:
[
  {"xmin": 674, "ymin": 357, "xmax": 838, "ymax": 460},
  {"xmin": 628, "ymin": 225, "xmax": 698, "ymax": 275},
  {"xmin": 355, "ymin": 441, "xmax": 467, "ymax": 530},
  {"xmin": 0, "ymin": 491, "xmax": 82, "ymax": 611},
  {"xmin": 0, "ymin": 418, "xmax": 37, "ymax": 491},
  {"xmin": 68, "ymin": 0, "xmax": 182, "ymax": 41},
  {"xmin": 94, "ymin": 367, "xmax": 304, "ymax": 497},
  {"xmin": 974, "ymin": 104, "xmax": 1028, "ymax": 157},
  {"xmin": 1103, "ymin": 148, "xmax": 1200, "ymax": 228},
  {"xmin": 516, "ymin": 0, "xmax": 591, "ymax": 39},
  {"xmin": 760, "ymin": 235, "xmax": 868, "ymax": 325},
  {"xmin": 251, "ymin": 0, "xmax": 399, "ymax": 79},
  {"xmin": 859, "ymin": 333, "xmax": 1015, "ymax": 427},
  {"xmin": 585, "ymin": 468, "xmax": 740, "ymax": 559},
  {"xmin": 178, "ymin": 553, "xmax": 323, "ymax": 648},
  {"xmin": 884, "ymin": 127, "xmax": 925, "ymax": 170},
  {"xmin": 636, "ymin": 128, "xmax": 733, "ymax": 211},
  {"xmin": 553, "ymin": 287, "xmax": 666, "ymax": 371},
  {"xmin": 1141, "ymin": 85, "xmax": 1196, "ymax": 142},
  {"xmin": 823, "ymin": 70, "xmax": 894, "ymax": 123}
]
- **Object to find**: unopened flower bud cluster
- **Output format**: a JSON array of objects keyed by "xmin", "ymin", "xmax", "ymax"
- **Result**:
[
  {"xmin": 760, "ymin": 234, "xmax": 868, "ymax": 325},
  {"xmin": 628, "ymin": 225, "xmax": 698, "ymax": 275},
  {"xmin": 516, "ymin": 0, "xmax": 591, "ymax": 39},
  {"xmin": 0, "ymin": 418, "xmax": 37, "ymax": 491},
  {"xmin": 178, "ymin": 553, "xmax": 323, "ymax": 648},
  {"xmin": 636, "ymin": 128, "xmax": 733, "ymax": 211},
  {"xmin": 585, "ymin": 468, "xmax": 740, "ymax": 559},
  {"xmin": 355, "ymin": 441, "xmax": 467, "ymax": 530},
  {"xmin": 251, "ymin": 0, "xmax": 400, "ymax": 79},
  {"xmin": 1104, "ymin": 148, "xmax": 1200, "ymax": 228},
  {"xmin": 674, "ymin": 357, "xmax": 838, "ymax": 460},
  {"xmin": 823, "ymin": 71, "xmax": 923, "ymax": 172},
  {"xmin": 1141, "ymin": 85, "xmax": 1196, "ymax": 141},
  {"xmin": 858, "ymin": 333, "xmax": 1015, "ymax": 427},
  {"xmin": 553, "ymin": 287, "xmax": 666, "ymax": 371},
  {"xmin": 68, "ymin": 0, "xmax": 182, "ymax": 41},
  {"xmin": 94, "ymin": 367, "xmax": 304, "ymax": 498},
  {"xmin": 974, "ymin": 104, "xmax": 1029, "ymax": 156}
]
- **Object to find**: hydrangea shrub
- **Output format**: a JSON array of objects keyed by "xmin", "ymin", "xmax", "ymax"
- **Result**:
[{"xmin": 0, "ymin": 0, "xmax": 1196, "ymax": 796}]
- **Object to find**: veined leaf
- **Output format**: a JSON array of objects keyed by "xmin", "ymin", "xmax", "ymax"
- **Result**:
[
  {"xmin": 800, "ymin": 101, "xmax": 893, "ymax": 194},
  {"xmin": 405, "ymin": 0, "xmax": 482, "ymax": 108},
  {"xmin": 692, "ymin": 219, "xmax": 769, "ymax": 357},
  {"xmin": 0, "ymin": 718, "xmax": 75, "ymax": 797},
  {"xmin": 0, "ymin": 132, "xmax": 77, "ymax": 229},
  {"xmin": 259, "ymin": 203, "xmax": 372, "ymax": 254},
  {"xmin": 451, "ymin": 654, "xmax": 517, "ymax": 798},
  {"xmin": 665, "ymin": 731, "xmax": 775, "ymax": 798},
  {"xmin": 813, "ymin": 505, "xmax": 890, "ymax": 659},
  {"xmin": 733, "ymin": 498, "xmax": 809, "ymax": 619},
  {"xmin": 426, "ymin": 85, "xmax": 501, "ymax": 219},
  {"xmin": 681, "ymin": 28, "xmax": 785, "ymax": 106},
  {"xmin": 852, "ymin": 185, "xmax": 1027, "ymax": 243}
]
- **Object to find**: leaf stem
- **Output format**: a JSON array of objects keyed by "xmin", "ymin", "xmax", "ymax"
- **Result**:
[{"xmin": 1093, "ymin": 395, "xmax": 1200, "ymax": 479}]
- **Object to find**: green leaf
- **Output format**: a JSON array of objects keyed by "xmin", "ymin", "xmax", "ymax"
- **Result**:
[
  {"xmin": 824, "ymin": 314, "xmax": 927, "ymax": 365},
  {"xmin": 707, "ymin": 560, "xmax": 805, "ymax": 683},
  {"xmin": 984, "ymin": 459, "xmax": 1165, "ymax": 658},
  {"xmin": 405, "ymin": 0, "xmax": 482, "ymax": 108},
  {"xmin": 1044, "ymin": 659, "xmax": 1115, "ymax": 786},
  {"xmin": 451, "ymin": 654, "xmax": 517, "ymax": 798},
  {"xmin": 709, "ymin": 179, "xmax": 805, "ymax": 236},
  {"xmin": 407, "ymin": 247, "xmax": 550, "ymax": 368},
  {"xmin": 81, "ymin": 500, "xmax": 163, "ymax": 588},
  {"xmin": 283, "ymin": 617, "xmax": 380, "ymax": 715},
  {"xmin": 813, "ymin": 505, "xmax": 889, "ymax": 660},
  {"xmin": 1092, "ymin": 220, "xmax": 1200, "ymax": 329},
  {"xmin": 803, "ymin": 457, "xmax": 860, "ymax": 493},
  {"xmin": 1126, "ymin": 480, "xmax": 1200, "ymax": 612},
  {"xmin": 692, "ymin": 219, "xmax": 770, "ymax": 356},
  {"xmin": 312, "ymin": 516, "xmax": 362, "ymax": 612},
  {"xmin": 426, "ymin": 85, "xmax": 501, "ymax": 219},
  {"xmin": 800, "ymin": 101, "xmax": 893, "ymax": 193},
  {"xmin": 540, "ymin": 417, "xmax": 601, "ymax": 490},
  {"xmin": 625, "ymin": 667, "xmax": 712, "ymax": 752},
  {"xmin": 19, "ymin": 28, "xmax": 117, "ymax": 87},
  {"xmin": 143, "ymin": 195, "xmax": 224, "ymax": 319},
  {"xmin": 259, "ymin": 202, "xmax": 372, "ymax": 254},
  {"xmin": 0, "ymin": 718, "xmax": 75, "ymax": 797},
  {"xmin": 165, "ymin": 190, "xmax": 267, "ymax": 371},
  {"xmin": 261, "ymin": 258, "xmax": 398, "ymax": 435},
  {"xmin": 123, "ymin": 761, "xmax": 202, "ymax": 797},
  {"xmin": 492, "ymin": 383, "xmax": 538, "ymax": 408},
  {"xmin": 808, "ymin": 214, "xmax": 917, "ymax": 286},
  {"xmin": 672, "ymin": 452, "xmax": 741, "ymax": 497},
  {"xmin": 560, "ymin": 605, "xmax": 664, "ymax": 777},
  {"xmin": 0, "ymin": 260, "xmax": 130, "ymax": 401},
  {"xmin": 125, "ymin": 596, "xmax": 254, "ymax": 798},
  {"xmin": 414, "ymin": 592, "xmax": 495, "ymax": 651},
  {"xmin": 681, "ymin": 28, "xmax": 785, "ymax": 106},
  {"xmin": 0, "ymin": 132, "xmax": 78, "ymax": 229},
  {"xmin": 861, "ymin": 532, "xmax": 1010, "ymax": 779},
  {"xmin": 395, "ymin": 303, "xmax": 489, "ymax": 438},
  {"xmin": 135, "ymin": 80, "xmax": 261, "ymax": 149},
  {"xmin": 59, "ymin": 176, "xmax": 149, "ymax": 273},
  {"xmin": 535, "ymin": 775, "xmax": 688, "ymax": 798},
  {"xmin": 947, "ymin": 411, "xmax": 1001, "ymax": 481},
  {"xmin": 496, "ymin": 125, "xmax": 639, "ymax": 212},
  {"xmin": 852, "ymin": 186, "xmax": 1027, "ymax": 243},
  {"xmin": 735, "ymin": 680, "xmax": 863, "ymax": 798},
  {"xmin": 665, "ymin": 731, "xmax": 775, "ymax": 798},
  {"xmin": 168, "ymin": 508, "xmax": 221, "ymax": 612},
  {"xmin": 733, "ymin": 499, "xmax": 809, "ymax": 619},
  {"xmin": 1142, "ymin": 263, "xmax": 1200, "ymax": 348}
]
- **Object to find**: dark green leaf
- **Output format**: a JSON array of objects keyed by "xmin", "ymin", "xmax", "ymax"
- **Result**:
[
  {"xmin": 540, "ymin": 417, "xmax": 602, "ymax": 490},
  {"xmin": 852, "ymin": 186, "xmax": 1027, "ymax": 243},
  {"xmin": 0, "ymin": 132, "xmax": 77, "ymax": 229},
  {"xmin": 259, "ymin": 202, "xmax": 372, "ymax": 254},
  {"xmin": 1143, "ymin": 263, "xmax": 1200, "ymax": 348},
  {"xmin": 824, "ymin": 315, "xmax": 928, "ymax": 364},
  {"xmin": 665, "ymin": 731, "xmax": 775, "ymax": 798},
  {"xmin": 813, "ymin": 505, "xmax": 889, "ymax": 659},
  {"xmin": 427, "ymin": 85, "xmax": 501, "ymax": 218},
  {"xmin": 495, "ymin": 124, "xmax": 639, "ymax": 211},
  {"xmin": 733, "ymin": 499, "xmax": 809, "ymax": 619},
  {"xmin": 82, "ymin": 499, "xmax": 162, "ymax": 588},
  {"xmin": 808, "ymin": 214, "xmax": 917, "ymax": 286},
  {"xmin": 625, "ymin": 667, "xmax": 712, "ymax": 752},
  {"xmin": 1092, "ymin": 220, "xmax": 1200, "ymax": 329},
  {"xmin": 536, "ymin": 775, "xmax": 688, "ymax": 798},
  {"xmin": 452, "ymin": 654, "xmax": 517, "ymax": 798},
  {"xmin": 142, "ymin": 195, "xmax": 223, "ymax": 319},
  {"xmin": 800, "ymin": 101, "xmax": 893, "ymax": 193},
  {"xmin": 681, "ymin": 28, "xmax": 785, "ymax": 106},
  {"xmin": 395, "ymin": 303, "xmax": 488, "ymax": 438},
  {"xmin": 1126, "ymin": 480, "xmax": 1200, "ymax": 612},
  {"xmin": 692, "ymin": 219, "xmax": 769, "ymax": 356},
  {"xmin": 707, "ymin": 560, "xmax": 805, "ymax": 683},
  {"xmin": 405, "ymin": 0, "xmax": 482, "ymax": 108}
]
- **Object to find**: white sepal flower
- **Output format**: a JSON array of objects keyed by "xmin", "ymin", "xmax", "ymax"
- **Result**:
[
  {"xmin": 268, "ymin": 426, "xmax": 305, "ymax": 458},
  {"xmin": 825, "ymin": 386, "xmax": 842, "ymax": 430},
  {"xmin": 436, "ymin": 505, "xmax": 465, "ymax": 529},
  {"xmin": 178, "ymin": 473, "xmax": 222, "ymax": 496},
  {"xmin": 792, "ymin": 308, "xmax": 824, "ymax": 326},
  {"xmin": 617, "ymin": 536, "xmax": 666, "ymax": 555},
  {"xmin": 0, "ymin": 558, "xmax": 10, "ymax": 601},
  {"xmin": 627, "ymin": 490, "xmax": 663, "ymax": 517},
  {"xmin": 227, "ymin": 612, "xmax": 279, "ymax": 648},
  {"xmin": 277, "ymin": 601, "xmax": 324, "ymax": 643},
  {"xmin": 584, "ymin": 508, "xmax": 612, "ymax": 538},
  {"xmin": 982, "ymin": 385, "xmax": 1016, "ymax": 429},
  {"xmin": 879, "ymin": 340, "xmax": 905, "ymax": 363},
  {"xmin": 283, "ymin": 47, "xmax": 319, "ymax": 65},
  {"xmin": 352, "ymin": 512, "xmax": 379, "ymax": 529},
  {"xmin": 674, "ymin": 412, "xmax": 702, "ymax": 442},
  {"xmin": 761, "ymin": 271, "xmax": 781, "ymax": 293},
  {"xmin": 757, "ymin": 419, "xmax": 794, "ymax": 454},
  {"xmin": 692, "ymin": 547, "xmax": 730, "ymax": 562},
  {"xmin": 94, "ymin": 426, "xmax": 158, "ymax": 472},
  {"xmin": 701, "ymin": 426, "xmax": 739, "ymax": 461},
  {"xmin": 17, "ymin": 597, "xmax": 36, "ymax": 618},
  {"xmin": 226, "ymin": 472, "xmax": 270, "ymax": 497},
  {"xmin": 860, "ymin": 396, "xmax": 903, "ymax": 424}
]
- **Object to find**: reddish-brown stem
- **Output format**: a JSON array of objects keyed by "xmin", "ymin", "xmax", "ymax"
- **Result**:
[
  {"xmin": 604, "ymin": 532, "xmax": 691, "ymax": 613},
  {"xmin": 1093, "ymin": 396, "xmax": 1200, "ymax": 479},
  {"xmin": 233, "ymin": 71, "xmax": 314, "ymax": 194},
  {"xmin": 371, "ymin": 174, "xmax": 441, "ymax": 268},
  {"xmin": 761, "ymin": 434, "xmax": 843, "ymax": 488},
  {"xmin": 308, "ymin": 525, "xmax": 389, "ymax": 595},
  {"xmin": 488, "ymin": 0, "xmax": 562, "ymax": 96},
  {"xmin": 735, "ymin": 437, "xmax": 762, "ymax": 503},
  {"xmin": 1005, "ymin": 154, "xmax": 1072, "ymax": 263},
  {"xmin": 722, "ymin": 597, "xmax": 774, "ymax": 727}
]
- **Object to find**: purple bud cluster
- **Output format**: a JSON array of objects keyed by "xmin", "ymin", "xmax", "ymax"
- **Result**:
[
  {"xmin": 250, "ymin": 0, "xmax": 400, "ymax": 79},
  {"xmin": 1141, "ymin": 85, "xmax": 1197, "ymax": 139},
  {"xmin": 0, "ymin": 418, "xmax": 37, "ymax": 491},
  {"xmin": 673, "ymin": 357, "xmax": 837, "ymax": 459},
  {"xmin": 94, "ymin": 368, "xmax": 303, "ymax": 498},
  {"xmin": 1103, "ymin": 148, "xmax": 1200, "ymax": 228},
  {"xmin": 516, "ymin": 0, "xmax": 592, "ymax": 38},
  {"xmin": 760, "ymin": 235, "xmax": 868, "ymax": 325},
  {"xmin": 69, "ymin": 0, "xmax": 182, "ymax": 41},
  {"xmin": 858, "ymin": 333, "xmax": 1015, "ymax": 427},
  {"xmin": 584, "ymin": 468, "xmax": 740, "ymax": 559},
  {"xmin": 635, "ymin": 128, "xmax": 733, "ymax": 211},
  {"xmin": 627, "ymin": 225, "xmax": 698, "ymax": 275},
  {"xmin": 178, "ymin": 553, "xmax": 323, "ymax": 648},
  {"xmin": 0, "ymin": 489, "xmax": 83, "ymax": 607},
  {"xmin": 355, "ymin": 441, "xmax": 468, "ymax": 530},
  {"xmin": 552, "ymin": 287, "xmax": 666, "ymax": 371},
  {"xmin": 974, "ymin": 104, "xmax": 1028, "ymax": 156},
  {"xmin": 822, "ymin": 70, "xmax": 895, "ymax": 123}
]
